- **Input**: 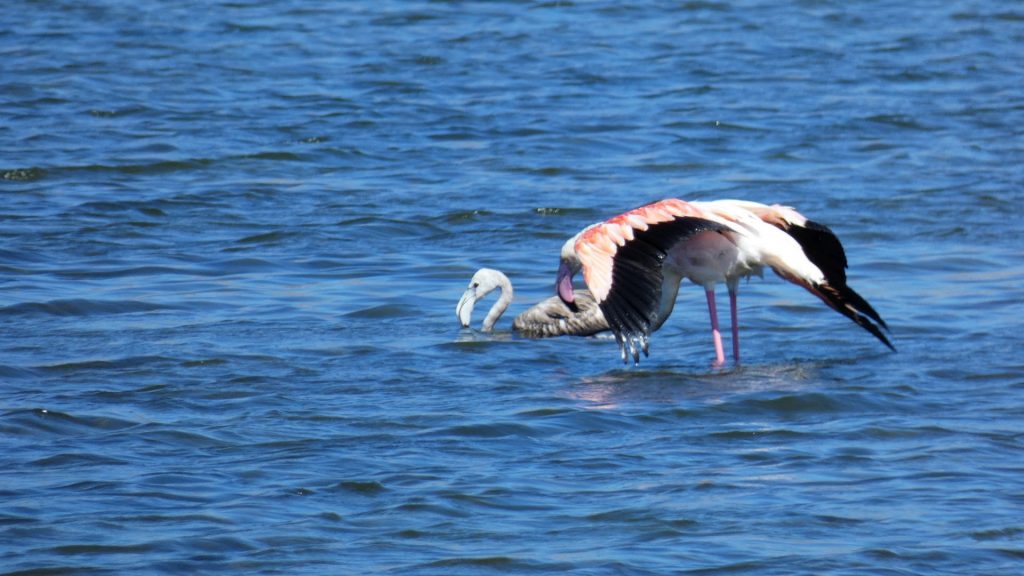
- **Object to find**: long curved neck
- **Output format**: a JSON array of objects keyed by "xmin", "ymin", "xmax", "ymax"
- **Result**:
[{"xmin": 481, "ymin": 274, "xmax": 513, "ymax": 331}]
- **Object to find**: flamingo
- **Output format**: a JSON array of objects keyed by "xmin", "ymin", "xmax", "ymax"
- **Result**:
[
  {"xmin": 555, "ymin": 198, "xmax": 894, "ymax": 365},
  {"xmin": 457, "ymin": 268, "xmax": 608, "ymax": 337}
]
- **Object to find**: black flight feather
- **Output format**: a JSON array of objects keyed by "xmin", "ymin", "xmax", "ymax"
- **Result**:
[{"xmin": 597, "ymin": 216, "xmax": 732, "ymax": 364}]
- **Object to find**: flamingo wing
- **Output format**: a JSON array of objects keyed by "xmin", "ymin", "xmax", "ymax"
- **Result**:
[
  {"xmin": 757, "ymin": 209, "xmax": 893, "ymax": 349},
  {"xmin": 813, "ymin": 281, "xmax": 895, "ymax": 351},
  {"xmin": 574, "ymin": 200, "xmax": 733, "ymax": 363}
]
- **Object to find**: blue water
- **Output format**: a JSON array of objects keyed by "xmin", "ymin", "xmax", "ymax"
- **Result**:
[{"xmin": 3, "ymin": 1, "xmax": 1023, "ymax": 574}]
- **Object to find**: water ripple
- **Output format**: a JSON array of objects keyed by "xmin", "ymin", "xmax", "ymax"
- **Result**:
[
  {"xmin": 2, "ymin": 1, "xmax": 1022, "ymax": 575},
  {"xmin": 0, "ymin": 299, "xmax": 174, "ymax": 318}
]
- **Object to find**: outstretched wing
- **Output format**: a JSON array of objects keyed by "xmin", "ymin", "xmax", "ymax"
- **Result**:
[
  {"xmin": 574, "ymin": 199, "xmax": 733, "ymax": 364},
  {"xmin": 755, "ymin": 206, "xmax": 893, "ymax": 348},
  {"xmin": 811, "ymin": 280, "xmax": 895, "ymax": 351}
]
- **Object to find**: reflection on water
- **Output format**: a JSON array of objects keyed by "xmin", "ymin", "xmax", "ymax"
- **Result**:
[{"xmin": 569, "ymin": 363, "xmax": 818, "ymax": 409}]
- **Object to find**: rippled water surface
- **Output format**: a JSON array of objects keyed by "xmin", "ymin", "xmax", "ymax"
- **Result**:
[{"xmin": 3, "ymin": 1, "xmax": 1023, "ymax": 574}]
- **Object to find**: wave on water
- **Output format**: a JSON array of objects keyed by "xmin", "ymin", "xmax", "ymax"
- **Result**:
[
  {"xmin": 2, "ymin": 408, "xmax": 139, "ymax": 438},
  {"xmin": 3, "ymin": 1, "xmax": 1023, "ymax": 575},
  {"xmin": 0, "ymin": 298, "xmax": 175, "ymax": 318}
]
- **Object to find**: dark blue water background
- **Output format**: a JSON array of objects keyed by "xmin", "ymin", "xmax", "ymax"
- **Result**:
[{"xmin": 3, "ymin": 1, "xmax": 1023, "ymax": 574}]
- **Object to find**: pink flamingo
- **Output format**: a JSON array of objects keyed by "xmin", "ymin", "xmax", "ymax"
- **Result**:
[{"xmin": 555, "ymin": 199, "xmax": 894, "ymax": 365}]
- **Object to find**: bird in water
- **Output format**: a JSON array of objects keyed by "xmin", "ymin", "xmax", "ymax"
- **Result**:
[
  {"xmin": 457, "ymin": 268, "xmax": 608, "ymax": 338},
  {"xmin": 555, "ymin": 198, "xmax": 894, "ymax": 365}
]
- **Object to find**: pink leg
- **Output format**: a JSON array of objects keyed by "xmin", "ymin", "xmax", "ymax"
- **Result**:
[
  {"xmin": 730, "ymin": 289, "xmax": 740, "ymax": 364},
  {"xmin": 706, "ymin": 289, "xmax": 726, "ymax": 367}
]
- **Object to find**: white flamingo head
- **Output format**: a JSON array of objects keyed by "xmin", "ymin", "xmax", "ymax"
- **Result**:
[{"xmin": 456, "ymin": 268, "xmax": 510, "ymax": 329}]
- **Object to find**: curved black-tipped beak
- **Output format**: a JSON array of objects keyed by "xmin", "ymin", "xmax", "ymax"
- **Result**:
[{"xmin": 556, "ymin": 260, "xmax": 575, "ymax": 305}]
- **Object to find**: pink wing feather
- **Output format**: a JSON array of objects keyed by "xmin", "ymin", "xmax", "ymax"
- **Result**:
[
  {"xmin": 572, "ymin": 199, "xmax": 734, "ymax": 364},
  {"xmin": 576, "ymin": 199, "xmax": 710, "ymax": 303}
]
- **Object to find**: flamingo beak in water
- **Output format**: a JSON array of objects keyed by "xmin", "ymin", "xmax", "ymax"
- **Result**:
[
  {"xmin": 456, "ymin": 286, "xmax": 476, "ymax": 327},
  {"xmin": 556, "ymin": 260, "xmax": 575, "ymax": 305}
]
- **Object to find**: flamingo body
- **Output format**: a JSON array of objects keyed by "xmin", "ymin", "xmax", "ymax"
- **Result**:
[{"xmin": 556, "ymin": 199, "xmax": 894, "ymax": 365}]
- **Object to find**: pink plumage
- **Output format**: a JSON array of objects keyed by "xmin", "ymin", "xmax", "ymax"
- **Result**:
[{"xmin": 556, "ymin": 199, "xmax": 894, "ymax": 365}]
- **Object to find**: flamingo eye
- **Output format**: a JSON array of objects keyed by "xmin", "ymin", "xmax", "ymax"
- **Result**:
[{"xmin": 472, "ymin": 282, "xmax": 479, "ymax": 288}]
